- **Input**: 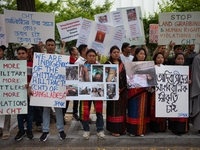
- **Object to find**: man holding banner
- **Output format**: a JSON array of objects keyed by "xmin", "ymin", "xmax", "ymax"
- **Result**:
[{"xmin": 32, "ymin": 39, "xmax": 66, "ymax": 141}]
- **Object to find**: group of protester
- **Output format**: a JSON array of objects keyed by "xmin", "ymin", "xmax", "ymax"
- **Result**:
[{"xmin": 0, "ymin": 38, "xmax": 200, "ymax": 142}]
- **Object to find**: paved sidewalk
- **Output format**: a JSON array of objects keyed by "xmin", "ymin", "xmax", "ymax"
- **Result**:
[{"xmin": 1, "ymin": 101, "xmax": 200, "ymax": 148}]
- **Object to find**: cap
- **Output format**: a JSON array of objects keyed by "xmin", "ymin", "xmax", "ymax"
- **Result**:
[{"xmin": 21, "ymin": 42, "xmax": 33, "ymax": 49}]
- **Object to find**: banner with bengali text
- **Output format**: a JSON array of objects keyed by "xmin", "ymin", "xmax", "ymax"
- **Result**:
[{"xmin": 4, "ymin": 10, "xmax": 54, "ymax": 44}]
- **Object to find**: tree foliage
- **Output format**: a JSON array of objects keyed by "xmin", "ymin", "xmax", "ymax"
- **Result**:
[
  {"xmin": 143, "ymin": 0, "xmax": 200, "ymax": 57},
  {"xmin": 0, "ymin": 0, "xmax": 113, "ymax": 58},
  {"xmin": 158, "ymin": 0, "xmax": 200, "ymax": 12}
]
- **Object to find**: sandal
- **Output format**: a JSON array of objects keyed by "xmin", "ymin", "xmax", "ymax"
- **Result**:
[
  {"xmin": 110, "ymin": 132, "xmax": 120, "ymax": 137},
  {"xmin": 2, "ymin": 133, "xmax": 10, "ymax": 140}
]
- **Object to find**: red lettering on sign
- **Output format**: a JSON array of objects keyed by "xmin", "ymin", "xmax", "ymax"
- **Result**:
[
  {"xmin": 3, "ymin": 63, "xmax": 20, "ymax": 69},
  {"xmin": 3, "ymin": 78, "xmax": 20, "ymax": 83}
]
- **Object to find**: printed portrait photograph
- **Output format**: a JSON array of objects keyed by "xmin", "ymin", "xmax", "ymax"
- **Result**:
[
  {"xmin": 98, "ymin": 15, "xmax": 108, "ymax": 23},
  {"xmin": 79, "ymin": 85, "xmax": 91, "ymax": 95},
  {"xmin": 95, "ymin": 31, "xmax": 106, "ymax": 44},
  {"xmin": 66, "ymin": 66, "xmax": 78, "ymax": 81},
  {"xmin": 106, "ymin": 84, "xmax": 116, "ymax": 99},
  {"xmin": 125, "ymin": 61, "xmax": 157, "ymax": 89},
  {"xmin": 66, "ymin": 84, "xmax": 78, "ymax": 96},
  {"xmin": 126, "ymin": 8, "xmax": 137, "ymax": 22},
  {"xmin": 79, "ymin": 64, "xmax": 91, "ymax": 82},
  {"xmin": 91, "ymin": 84, "xmax": 104, "ymax": 97},
  {"xmin": 105, "ymin": 67, "xmax": 117, "ymax": 82},
  {"xmin": 92, "ymin": 65, "xmax": 103, "ymax": 82}
]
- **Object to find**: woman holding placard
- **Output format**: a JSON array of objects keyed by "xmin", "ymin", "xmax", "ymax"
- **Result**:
[
  {"xmin": 105, "ymin": 46, "xmax": 127, "ymax": 137},
  {"xmin": 127, "ymin": 47, "xmax": 150, "ymax": 137},
  {"xmin": 168, "ymin": 53, "xmax": 190, "ymax": 135},
  {"xmin": 149, "ymin": 52, "xmax": 167, "ymax": 133}
]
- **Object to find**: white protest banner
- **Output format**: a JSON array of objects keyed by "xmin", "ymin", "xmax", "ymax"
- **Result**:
[
  {"xmin": 155, "ymin": 66, "xmax": 189, "ymax": 117},
  {"xmin": 76, "ymin": 18, "xmax": 126, "ymax": 56},
  {"xmin": 149, "ymin": 24, "xmax": 158, "ymax": 43},
  {"xmin": 0, "ymin": 15, "xmax": 8, "ymax": 47},
  {"xmin": 117, "ymin": 6, "xmax": 145, "ymax": 45},
  {"xmin": 56, "ymin": 17, "xmax": 82, "ymax": 42},
  {"xmin": 0, "ymin": 60, "xmax": 27, "ymax": 115},
  {"xmin": 0, "ymin": 115, "xmax": 5, "ymax": 128},
  {"xmin": 125, "ymin": 61, "xmax": 157, "ymax": 89},
  {"xmin": 30, "ymin": 53, "xmax": 69, "ymax": 108},
  {"xmin": 4, "ymin": 10, "xmax": 54, "ymax": 44},
  {"xmin": 66, "ymin": 64, "xmax": 119, "ymax": 100},
  {"xmin": 158, "ymin": 12, "xmax": 200, "ymax": 45},
  {"xmin": 95, "ymin": 7, "xmax": 142, "ymax": 38}
]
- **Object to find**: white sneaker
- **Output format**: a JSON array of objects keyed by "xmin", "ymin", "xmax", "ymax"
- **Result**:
[
  {"xmin": 82, "ymin": 131, "xmax": 90, "ymax": 140},
  {"xmin": 140, "ymin": 134, "xmax": 144, "ymax": 137},
  {"xmin": 130, "ymin": 134, "xmax": 135, "ymax": 137},
  {"xmin": 97, "ymin": 131, "xmax": 105, "ymax": 139}
]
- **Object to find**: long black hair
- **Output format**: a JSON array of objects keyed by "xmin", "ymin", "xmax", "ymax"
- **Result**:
[
  {"xmin": 153, "ymin": 52, "xmax": 164, "ymax": 65},
  {"xmin": 108, "ymin": 46, "xmax": 122, "ymax": 64},
  {"xmin": 132, "ymin": 47, "xmax": 147, "ymax": 61}
]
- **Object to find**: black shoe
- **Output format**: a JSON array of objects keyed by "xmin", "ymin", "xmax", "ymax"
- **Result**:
[
  {"xmin": 40, "ymin": 132, "xmax": 50, "ymax": 141},
  {"xmin": 26, "ymin": 130, "xmax": 34, "ymax": 140},
  {"xmin": 14, "ymin": 130, "xmax": 25, "ymax": 141},
  {"xmin": 59, "ymin": 131, "xmax": 66, "ymax": 140},
  {"xmin": 73, "ymin": 114, "xmax": 80, "ymax": 121},
  {"xmin": 172, "ymin": 130, "xmax": 181, "ymax": 136},
  {"xmin": 198, "ymin": 130, "xmax": 200, "ymax": 135}
]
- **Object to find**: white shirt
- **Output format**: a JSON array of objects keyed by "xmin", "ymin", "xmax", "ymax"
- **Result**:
[
  {"xmin": 120, "ymin": 54, "xmax": 134, "ymax": 66},
  {"xmin": 74, "ymin": 56, "xmax": 100, "ymax": 64},
  {"xmin": 74, "ymin": 56, "xmax": 87, "ymax": 64}
]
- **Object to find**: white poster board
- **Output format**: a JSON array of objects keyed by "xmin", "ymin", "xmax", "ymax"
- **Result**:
[
  {"xmin": 117, "ymin": 7, "xmax": 145, "ymax": 45},
  {"xmin": 66, "ymin": 64, "xmax": 119, "ymax": 100},
  {"xmin": 76, "ymin": 18, "xmax": 126, "ymax": 56},
  {"xmin": 4, "ymin": 10, "xmax": 55, "ymax": 44},
  {"xmin": 30, "ymin": 53, "xmax": 69, "ymax": 108},
  {"xmin": 155, "ymin": 66, "xmax": 189, "ymax": 117},
  {"xmin": 158, "ymin": 12, "xmax": 200, "ymax": 45},
  {"xmin": 0, "ymin": 60, "xmax": 27, "ymax": 115},
  {"xmin": 0, "ymin": 15, "xmax": 8, "ymax": 47},
  {"xmin": 0, "ymin": 115, "xmax": 5, "ymax": 128},
  {"xmin": 125, "ymin": 61, "xmax": 157, "ymax": 89},
  {"xmin": 56, "ymin": 17, "xmax": 82, "ymax": 42},
  {"xmin": 94, "ymin": 6, "xmax": 145, "ymax": 45},
  {"xmin": 95, "ymin": 7, "xmax": 142, "ymax": 39}
]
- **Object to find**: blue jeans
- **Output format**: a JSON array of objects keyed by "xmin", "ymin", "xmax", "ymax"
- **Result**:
[
  {"xmin": 82, "ymin": 112, "xmax": 104, "ymax": 132},
  {"xmin": 43, "ymin": 107, "xmax": 64, "ymax": 132},
  {"xmin": 17, "ymin": 104, "xmax": 33, "ymax": 131}
]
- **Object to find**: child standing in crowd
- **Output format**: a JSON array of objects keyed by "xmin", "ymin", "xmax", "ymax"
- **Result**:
[
  {"xmin": 150, "ymin": 52, "xmax": 166, "ymax": 133},
  {"xmin": 127, "ymin": 47, "xmax": 150, "ymax": 137},
  {"xmin": 14, "ymin": 46, "xmax": 34, "ymax": 141},
  {"xmin": 79, "ymin": 49, "xmax": 105, "ymax": 140},
  {"xmin": 105, "ymin": 46, "xmax": 127, "ymax": 137},
  {"xmin": 168, "ymin": 53, "xmax": 191, "ymax": 135}
]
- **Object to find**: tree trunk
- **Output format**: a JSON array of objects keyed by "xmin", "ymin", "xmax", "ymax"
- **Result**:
[{"xmin": 17, "ymin": 0, "xmax": 36, "ymax": 12}]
